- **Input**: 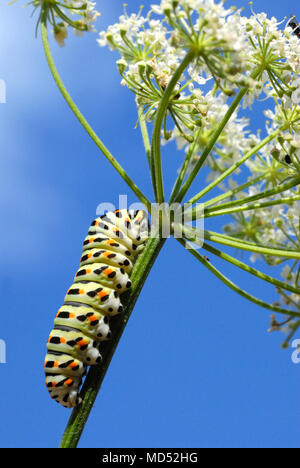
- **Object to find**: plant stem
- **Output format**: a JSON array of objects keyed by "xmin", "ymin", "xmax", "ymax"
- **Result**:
[
  {"xmin": 151, "ymin": 51, "xmax": 195, "ymax": 203},
  {"xmin": 202, "ymin": 177, "xmax": 300, "ymax": 215},
  {"xmin": 179, "ymin": 224, "xmax": 300, "ymax": 259},
  {"xmin": 202, "ymin": 242, "xmax": 300, "ymax": 296},
  {"xmin": 40, "ymin": 14, "xmax": 151, "ymax": 211},
  {"xmin": 202, "ymin": 194, "xmax": 300, "ymax": 219},
  {"xmin": 203, "ymin": 174, "xmax": 266, "ymax": 208},
  {"xmin": 137, "ymin": 105, "xmax": 156, "ymax": 194},
  {"xmin": 185, "ymin": 126, "xmax": 282, "ymax": 206},
  {"xmin": 202, "ymin": 229, "xmax": 300, "ymax": 260},
  {"xmin": 176, "ymin": 238, "xmax": 300, "ymax": 318},
  {"xmin": 59, "ymin": 235, "xmax": 165, "ymax": 448},
  {"xmin": 169, "ymin": 128, "xmax": 202, "ymax": 203},
  {"xmin": 188, "ymin": 174, "xmax": 300, "ymax": 219},
  {"xmin": 174, "ymin": 78, "xmax": 259, "ymax": 204}
]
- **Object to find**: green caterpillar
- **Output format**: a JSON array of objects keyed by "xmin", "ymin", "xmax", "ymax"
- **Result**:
[{"xmin": 44, "ymin": 209, "xmax": 149, "ymax": 408}]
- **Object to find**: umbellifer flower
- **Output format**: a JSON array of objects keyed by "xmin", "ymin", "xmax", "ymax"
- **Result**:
[{"xmin": 27, "ymin": 0, "xmax": 100, "ymax": 43}]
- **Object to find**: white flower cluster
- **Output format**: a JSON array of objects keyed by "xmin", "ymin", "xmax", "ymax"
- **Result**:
[
  {"xmin": 98, "ymin": 7, "xmax": 188, "ymax": 124},
  {"xmin": 29, "ymin": 0, "xmax": 100, "ymax": 46},
  {"xmin": 169, "ymin": 92, "xmax": 260, "ymax": 180},
  {"xmin": 97, "ymin": 2, "xmax": 300, "ymax": 338},
  {"xmin": 224, "ymin": 186, "xmax": 299, "ymax": 258},
  {"xmin": 98, "ymin": 2, "xmax": 300, "ymax": 141},
  {"xmin": 97, "ymin": 1, "xmax": 254, "ymax": 130}
]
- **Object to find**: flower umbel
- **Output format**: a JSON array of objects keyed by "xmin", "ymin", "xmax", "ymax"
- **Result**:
[{"xmin": 28, "ymin": 0, "xmax": 100, "ymax": 42}]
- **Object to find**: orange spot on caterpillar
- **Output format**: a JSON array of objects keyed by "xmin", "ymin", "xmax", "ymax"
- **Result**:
[
  {"xmin": 60, "ymin": 337, "xmax": 66, "ymax": 344},
  {"xmin": 69, "ymin": 362, "xmax": 78, "ymax": 369},
  {"xmin": 98, "ymin": 290, "xmax": 109, "ymax": 298},
  {"xmin": 78, "ymin": 339, "xmax": 87, "ymax": 347},
  {"xmin": 88, "ymin": 314, "xmax": 98, "ymax": 323},
  {"xmin": 103, "ymin": 251, "xmax": 112, "ymax": 258}
]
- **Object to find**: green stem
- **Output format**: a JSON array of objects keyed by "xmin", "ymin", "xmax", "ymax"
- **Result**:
[
  {"xmin": 202, "ymin": 229, "xmax": 300, "ymax": 260},
  {"xmin": 202, "ymin": 194, "xmax": 300, "ymax": 219},
  {"xmin": 179, "ymin": 224, "xmax": 300, "ymax": 260},
  {"xmin": 185, "ymin": 126, "xmax": 283, "ymax": 206},
  {"xmin": 137, "ymin": 105, "xmax": 156, "ymax": 194},
  {"xmin": 188, "ymin": 175, "xmax": 300, "ymax": 219},
  {"xmin": 60, "ymin": 235, "xmax": 165, "ymax": 448},
  {"xmin": 174, "ymin": 75, "xmax": 260, "ymax": 204},
  {"xmin": 201, "ymin": 177, "xmax": 300, "ymax": 216},
  {"xmin": 203, "ymin": 174, "xmax": 266, "ymax": 208},
  {"xmin": 177, "ymin": 239, "xmax": 300, "ymax": 318},
  {"xmin": 202, "ymin": 242, "xmax": 300, "ymax": 296},
  {"xmin": 201, "ymin": 229, "xmax": 272, "ymax": 247},
  {"xmin": 40, "ymin": 14, "xmax": 151, "ymax": 211},
  {"xmin": 169, "ymin": 128, "xmax": 202, "ymax": 203},
  {"xmin": 151, "ymin": 51, "xmax": 195, "ymax": 203}
]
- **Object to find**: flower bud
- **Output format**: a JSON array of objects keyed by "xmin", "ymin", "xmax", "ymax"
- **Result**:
[
  {"xmin": 53, "ymin": 23, "xmax": 68, "ymax": 47},
  {"xmin": 163, "ymin": 2, "xmax": 172, "ymax": 15},
  {"xmin": 120, "ymin": 26, "xmax": 128, "ymax": 40},
  {"xmin": 138, "ymin": 61, "xmax": 146, "ymax": 77},
  {"xmin": 117, "ymin": 59, "xmax": 127, "ymax": 75}
]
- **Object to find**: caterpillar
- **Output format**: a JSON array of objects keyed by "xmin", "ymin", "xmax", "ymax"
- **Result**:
[{"xmin": 44, "ymin": 209, "xmax": 149, "ymax": 408}]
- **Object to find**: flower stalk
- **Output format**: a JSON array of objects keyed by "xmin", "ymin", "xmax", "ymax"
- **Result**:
[
  {"xmin": 40, "ymin": 10, "xmax": 151, "ymax": 211},
  {"xmin": 151, "ymin": 50, "xmax": 196, "ymax": 203},
  {"xmin": 176, "ymin": 238, "xmax": 300, "ymax": 318}
]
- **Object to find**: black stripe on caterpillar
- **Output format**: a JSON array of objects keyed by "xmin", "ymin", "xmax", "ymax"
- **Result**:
[{"xmin": 44, "ymin": 209, "xmax": 149, "ymax": 408}]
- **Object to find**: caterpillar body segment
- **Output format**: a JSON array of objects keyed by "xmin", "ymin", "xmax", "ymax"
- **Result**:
[
  {"xmin": 54, "ymin": 304, "xmax": 111, "ymax": 341},
  {"xmin": 45, "ymin": 209, "xmax": 149, "ymax": 408}
]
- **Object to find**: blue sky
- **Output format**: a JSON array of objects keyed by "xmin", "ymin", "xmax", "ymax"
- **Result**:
[{"xmin": 0, "ymin": 0, "xmax": 299, "ymax": 448}]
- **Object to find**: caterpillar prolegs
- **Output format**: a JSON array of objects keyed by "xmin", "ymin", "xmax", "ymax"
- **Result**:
[{"xmin": 44, "ymin": 209, "xmax": 149, "ymax": 408}]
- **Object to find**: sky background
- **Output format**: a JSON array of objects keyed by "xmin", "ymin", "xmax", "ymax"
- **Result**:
[{"xmin": 0, "ymin": 0, "xmax": 299, "ymax": 449}]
